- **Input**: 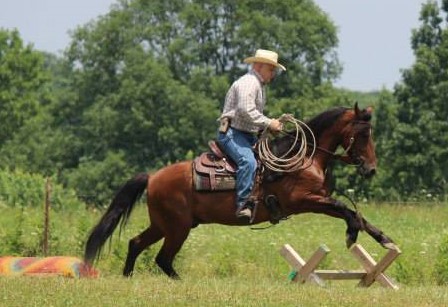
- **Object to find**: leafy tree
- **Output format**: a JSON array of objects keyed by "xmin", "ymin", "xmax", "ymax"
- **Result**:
[
  {"xmin": 137, "ymin": 0, "xmax": 342, "ymax": 98},
  {"xmin": 368, "ymin": 90, "xmax": 401, "ymax": 200},
  {"xmin": 0, "ymin": 29, "xmax": 50, "ymax": 146},
  {"xmin": 1, "ymin": 0, "xmax": 343, "ymax": 205},
  {"xmin": 388, "ymin": 0, "xmax": 448, "ymax": 199},
  {"xmin": 0, "ymin": 113, "xmax": 81, "ymax": 176},
  {"xmin": 0, "ymin": 47, "xmax": 82, "ymax": 177},
  {"xmin": 54, "ymin": 0, "xmax": 342, "ymax": 204},
  {"xmin": 78, "ymin": 49, "xmax": 218, "ymax": 168}
]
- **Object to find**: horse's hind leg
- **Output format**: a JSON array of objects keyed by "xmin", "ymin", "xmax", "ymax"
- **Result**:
[
  {"xmin": 155, "ymin": 224, "xmax": 191, "ymax": 279},
  {"xmin": 123, "ymin": 224, "xmax": 164, "ymax": 277}
]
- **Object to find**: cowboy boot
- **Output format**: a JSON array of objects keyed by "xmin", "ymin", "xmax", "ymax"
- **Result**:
[{"xmin": 236, "ymin": 203, "xmax": 252, "ymax": 221}]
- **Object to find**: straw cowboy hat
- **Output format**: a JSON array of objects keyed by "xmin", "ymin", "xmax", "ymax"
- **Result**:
[{"xmin": 243, "ymin": 49, "xmax": 286, "ymax": 71}]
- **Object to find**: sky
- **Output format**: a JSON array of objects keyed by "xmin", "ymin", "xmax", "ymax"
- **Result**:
[
  {"xmin": 315, "ymin": 0, "xmax": 425, "ymax": 91},
  {"xmin": 0, "ymin": 0, "xmax": 432, "ymax": 91}
]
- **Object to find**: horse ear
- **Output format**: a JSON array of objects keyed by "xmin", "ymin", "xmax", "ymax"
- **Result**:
[{"xmin": 354, "ymin": 102, "xmax": 360, "ymax": 116}]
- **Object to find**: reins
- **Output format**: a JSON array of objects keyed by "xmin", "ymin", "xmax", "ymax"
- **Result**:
[{"xmin": 311, "ymin": 137, "xmax": 359, "ymax": 165}]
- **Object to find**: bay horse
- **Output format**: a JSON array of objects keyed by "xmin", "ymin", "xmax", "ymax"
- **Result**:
[{"xmin": 84, "ymin": 103, "xmax": 395, "ymax": 278}]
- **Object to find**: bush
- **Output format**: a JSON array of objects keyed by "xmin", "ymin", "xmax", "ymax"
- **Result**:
[
  {"xmin": 63, "ymin": 151, "xmax": 136, "ymax": 207},
  {"xmin": 0, "ymin": 169, "xmax": 84, "ymax": 210}
]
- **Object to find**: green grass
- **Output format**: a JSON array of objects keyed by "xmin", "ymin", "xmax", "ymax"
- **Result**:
[
  {"xmin": 1, "ymin": 202, "xmax": 448, "ymax": 306},
  {"xmin": 1, "ymin": 276, "xmax": 448, "ymax": 306}
]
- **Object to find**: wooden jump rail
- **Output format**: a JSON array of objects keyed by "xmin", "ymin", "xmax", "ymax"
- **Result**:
[{"xmin": 280, "ymin": 243, "xmax": 401, "ymax": 290}]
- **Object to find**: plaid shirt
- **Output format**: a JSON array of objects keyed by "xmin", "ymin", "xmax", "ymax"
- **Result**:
[{"xmin": 219, "ymin": 70, "xmax": 272, "ymax": 133}]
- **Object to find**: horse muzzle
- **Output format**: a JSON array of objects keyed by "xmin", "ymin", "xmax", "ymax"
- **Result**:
[{"xmin": 357, "ymin": 162, "xmax": 376, "ymax": 179}]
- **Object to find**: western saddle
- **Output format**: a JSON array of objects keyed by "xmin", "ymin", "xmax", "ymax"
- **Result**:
[
  {"xmin": 192, "ymin": 140, "xmax": 285, "ymax": 224},
  {"xmin": 192, "ymin": 141, "xmax": 237, "ymax": 191}
]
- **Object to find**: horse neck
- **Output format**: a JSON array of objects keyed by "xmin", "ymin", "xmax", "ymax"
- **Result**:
[{"xmin": 313, "ymin": 129, "xmax": 344, "ymax": 169}]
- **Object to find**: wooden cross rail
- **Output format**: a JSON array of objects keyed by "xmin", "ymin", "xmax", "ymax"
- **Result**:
[{"xmin": 280, "ymin": 243, "xmax": 401, "ymax": 290}]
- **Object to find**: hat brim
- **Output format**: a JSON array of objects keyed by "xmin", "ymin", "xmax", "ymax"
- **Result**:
[{"xmin": 244, "ymin": 57, "xmax": 286, "ymax": 71}]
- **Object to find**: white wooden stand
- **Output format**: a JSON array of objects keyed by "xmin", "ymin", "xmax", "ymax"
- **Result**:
[{"xmin": 280, "ymin": 243, "xmax": 401, "ymax": 290}]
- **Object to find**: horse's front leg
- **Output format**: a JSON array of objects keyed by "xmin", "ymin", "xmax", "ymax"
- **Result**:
[
  {"xmin": 330, "ymin": 199, "xmax": 396, "ymax": 249},
  {"xmin": 292, "ymin": 196, "xmax": 364, "ymax": 248},
  {"xmin": 359, "ymin": 217, "xmax": 396, "ymax": 249},
  {"xmin": 293, "ymin": 196, "xmax": 394, "ymax": 249},
  {"xmin": 330, "ymin": 199, "xmax": 364, "ymax": 248},
  {"xmin": 324, "ymin": 198, "xmax": 396, "ymax": 249}
]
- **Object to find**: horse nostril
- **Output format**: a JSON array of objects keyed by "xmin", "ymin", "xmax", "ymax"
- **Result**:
[{"xmin": 361, "ymin": 167, "xmax": 376, "ymax": 178}]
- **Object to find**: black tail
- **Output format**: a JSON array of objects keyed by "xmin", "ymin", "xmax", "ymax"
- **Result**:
[{"xmin": 84, "ymin": 173, "xmax": 149, "ymax": 265}]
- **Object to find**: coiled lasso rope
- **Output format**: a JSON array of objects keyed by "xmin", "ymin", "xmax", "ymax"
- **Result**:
[{"xmin": 258, "ymin": 114, "xmax": 316, "ymax": 172}]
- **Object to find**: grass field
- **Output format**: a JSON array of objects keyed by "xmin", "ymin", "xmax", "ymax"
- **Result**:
[
  {"xmin": 1, "ymin": 202, "xmax": 448, "ymax": 306},
  {"xmin": 2, "ymin": 276, "xmax": 448, "ymax": 306}
]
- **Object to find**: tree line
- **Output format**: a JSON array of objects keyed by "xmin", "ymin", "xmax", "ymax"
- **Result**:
[{"xmin": 0, "ymin": 0, "xmax": 446, "ymax": 206}]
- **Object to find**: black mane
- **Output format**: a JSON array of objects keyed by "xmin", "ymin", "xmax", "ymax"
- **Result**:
[
  {"xmin": 268, "ymin": 107, "xmax": 349, "ymax": 159},
  {"xmin": 305, "ymin": 107, "xmax": 349, "ymax": 138}
]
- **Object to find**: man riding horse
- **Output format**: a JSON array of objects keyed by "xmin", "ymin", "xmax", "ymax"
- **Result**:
[
  {"xmin": 217, "ymin": 49, "xmax": 285, "ymax": 221},
  {"xmin": 84, "ymin": 51, "xmax": 396, "ymax": 279}
]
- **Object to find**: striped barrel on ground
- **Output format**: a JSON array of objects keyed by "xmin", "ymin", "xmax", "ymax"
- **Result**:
[{"xmin": 0, "ymin": 256, "xmax": 99, "ymax": 278}]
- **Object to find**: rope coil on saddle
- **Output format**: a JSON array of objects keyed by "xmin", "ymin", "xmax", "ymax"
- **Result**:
[{"xmin": 258, "ymin": 114, "xmax": 316, "ymax": 172}]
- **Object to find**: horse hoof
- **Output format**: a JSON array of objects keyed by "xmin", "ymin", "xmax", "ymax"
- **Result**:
[
  {"xmin": 123, "ymin": 271, "xmax": 133, "ymax": 278},
  {"xmin": 345, "ymin": 235, "xmax": 355, "ymax": 249},
  {"xmin": 170, "ymin": 274, "xmax": 181, "ymax": 280}
]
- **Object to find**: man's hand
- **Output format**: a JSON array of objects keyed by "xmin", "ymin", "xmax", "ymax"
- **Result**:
[{"xmin": 268, "ymin": 119, "xmax": 283, "ymax": 132}]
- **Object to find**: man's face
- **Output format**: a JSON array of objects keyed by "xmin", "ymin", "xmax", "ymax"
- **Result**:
[{"xmin": 257, "ymin": 63, "xmax": 277, "ymax": 83}]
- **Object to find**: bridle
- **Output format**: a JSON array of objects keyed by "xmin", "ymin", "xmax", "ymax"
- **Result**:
[{"xmin": 313, "ymin": 120, "xmax": 372, "ymax": 166}]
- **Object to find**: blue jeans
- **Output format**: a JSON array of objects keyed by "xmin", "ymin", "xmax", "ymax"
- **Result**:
[{"xmin": 217, "ymin": 127, "xmax": 257, "ymax": 208}]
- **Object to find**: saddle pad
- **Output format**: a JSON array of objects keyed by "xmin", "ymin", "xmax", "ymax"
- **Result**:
[{"xmin": 193, "ymin": 170, "xmax": 236, "ymax": 191}]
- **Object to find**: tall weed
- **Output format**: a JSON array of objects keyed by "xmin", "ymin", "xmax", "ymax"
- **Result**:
[{"xmin": 434, "ymin": 234, "xmax": 448, "ymax": 284}]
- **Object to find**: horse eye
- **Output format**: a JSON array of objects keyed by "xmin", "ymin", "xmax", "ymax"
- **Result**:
[{"xmin": 359, "ymin": 128, "xmax": 371, "ymax": 138}]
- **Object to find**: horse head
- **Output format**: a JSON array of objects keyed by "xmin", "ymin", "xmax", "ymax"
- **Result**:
[
  {"xmin": 341, "ymin": 103, "xmax": 376, "ymax": 178},
  {"xmin": 303, "ymin": 102, "xmax": 377, "ymax": 179}
]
